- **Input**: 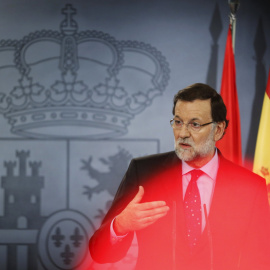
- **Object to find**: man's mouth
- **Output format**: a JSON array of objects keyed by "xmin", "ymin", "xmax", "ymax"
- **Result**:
[{"xmin": 180, "ymin": 143, "xmax": 191, "ymax": 149}]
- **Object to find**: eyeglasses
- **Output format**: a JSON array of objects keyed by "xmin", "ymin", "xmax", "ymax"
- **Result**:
[{"xmin": 170, "ymin": 119, "xmax": 215, "ymax": 132}]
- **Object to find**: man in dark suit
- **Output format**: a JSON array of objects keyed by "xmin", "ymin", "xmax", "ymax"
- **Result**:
[{"xmin": 89, "ymin": 83, "xmax": 270, "ymax": 270}]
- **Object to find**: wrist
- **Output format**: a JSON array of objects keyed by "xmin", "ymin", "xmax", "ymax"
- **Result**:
[{"xmin": 113, "ymin": 216, "xmax": 129, "ymax": 236}]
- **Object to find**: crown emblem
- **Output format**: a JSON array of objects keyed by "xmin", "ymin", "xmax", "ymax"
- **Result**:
[{"xmin": 0, "ymin": 4, "xmax": 170, "ymax": 139}]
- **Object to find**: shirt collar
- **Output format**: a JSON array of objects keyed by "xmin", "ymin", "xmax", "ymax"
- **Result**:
[{"xmin": 182, "ymin": 148, "xmax": 219, "ymax": 181}]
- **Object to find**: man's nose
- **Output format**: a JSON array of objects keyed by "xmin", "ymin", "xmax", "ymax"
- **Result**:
[{"xmin": 176, "ymin": 125, "xmax": 191, "ymax": 138}]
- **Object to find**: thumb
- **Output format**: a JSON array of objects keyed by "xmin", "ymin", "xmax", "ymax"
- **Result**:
[{"xmin": 131, "ymin": 186, "xmax": 144, "ymax": 204}]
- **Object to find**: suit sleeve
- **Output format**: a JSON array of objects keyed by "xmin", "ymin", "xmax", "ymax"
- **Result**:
[
  {"xmin": 89, "ymin": 158, "xmax": 139, "ymax": 263},
  {"xmin": 239, "ymin": 177, "xmax": 270, "ymax": 270}
]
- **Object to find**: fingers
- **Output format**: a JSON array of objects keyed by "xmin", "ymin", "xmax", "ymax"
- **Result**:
[
  {"xmin": 130, "ymin": 186, "xmax": 167, "ymax": 210},
  {"xmin": 143, "ymin": 211, "xmax": 169, "ymax": 223},
  {"xmin": 137, "ymin": 205, "xmax": 170, "ymax": 221},
  {"xmin": 115, "ymin": 185, "xmax": 170, "ymax": 233},
  {"xmin": 143, "ymin": 204, "xmax": 170, "ymax": 215},
  {"xmin": 139, "ymin": 201, "xmax": 167, "ymax": 210},
  {"xmin": 131, "ymin": 186, "xmax": 144, "ymax": 204},
  {"xmin": 138, "ymin": 212, "xmax": 169, "ymax": 230},
  {"xmin": 131, "ymin": 186, "xmax": 169, "ymax": 219}
]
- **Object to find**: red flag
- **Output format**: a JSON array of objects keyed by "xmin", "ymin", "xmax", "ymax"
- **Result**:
[{"xmin": 216, "ymin": 25, "xmax": 242, "ymax": 165}]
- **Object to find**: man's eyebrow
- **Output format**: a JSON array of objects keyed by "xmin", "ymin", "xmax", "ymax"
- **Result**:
[
  {"xmin": 190, "ymin": 118, "xmax": 201, "ymax": 121},
  {"xmin": 174, "ymin": 116, "xmax": 201, "ymax": 122}
]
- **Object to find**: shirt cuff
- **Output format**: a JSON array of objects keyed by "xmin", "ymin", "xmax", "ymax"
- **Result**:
[{"xmin": 110, "ymin": 217, "xmax": 128, "ymax": 244}]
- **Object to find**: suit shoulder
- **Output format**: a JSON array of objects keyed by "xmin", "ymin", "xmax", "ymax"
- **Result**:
[
  {"xmin": 132, "ymin": 151, "xmax": 177, "ymax": 164},
  {"xmin": 127, "ymin": 151, "xmax": 179, "ymax": 175},
  {"xmin": 220, "ymin": 155, "xmax": 266, "ymax": 186}
]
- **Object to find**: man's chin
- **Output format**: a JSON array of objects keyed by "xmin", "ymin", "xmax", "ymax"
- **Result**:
[{"xmin": 175, "ymin": 148, "xmax": 195, "ymax": 161}]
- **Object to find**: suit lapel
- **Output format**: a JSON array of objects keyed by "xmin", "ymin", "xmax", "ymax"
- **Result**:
[{"xmin": 207, "ymin": 153, "xmax": 233, "ymax": 225}]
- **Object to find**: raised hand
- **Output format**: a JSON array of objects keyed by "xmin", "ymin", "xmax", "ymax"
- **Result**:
[{"xmin": 114, "ymin": 186, "xmax": 170, "ymax": 235}]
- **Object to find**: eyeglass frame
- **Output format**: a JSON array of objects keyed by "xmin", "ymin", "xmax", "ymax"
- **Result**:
[{"xmin": 169, "ymin": 119, "xmax": 216, "ymax": 132}]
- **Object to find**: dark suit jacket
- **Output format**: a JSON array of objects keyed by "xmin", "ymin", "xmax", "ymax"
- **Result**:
[{"xmin": 89, "ymin": 151, "xmax": 270, "ymax": 270}]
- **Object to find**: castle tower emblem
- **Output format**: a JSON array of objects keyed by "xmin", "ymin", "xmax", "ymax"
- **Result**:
[{"xmin": 1, "ymin": 150, "xmax": 44, "ymax": 229}]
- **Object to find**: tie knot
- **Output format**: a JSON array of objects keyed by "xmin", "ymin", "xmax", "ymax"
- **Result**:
[{"xmin": 190, "ymin": 169, "xmax": 204, "ymax": 182}]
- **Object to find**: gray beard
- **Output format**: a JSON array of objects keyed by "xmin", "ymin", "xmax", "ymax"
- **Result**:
[{"xmin": 174, "ymin": 129, "xmax": 216, "ymax": 162}]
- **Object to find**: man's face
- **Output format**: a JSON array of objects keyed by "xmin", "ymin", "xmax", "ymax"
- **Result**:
[{"xmin": 173, "ymin": 99, "xmax": 224, "ymax": 168}]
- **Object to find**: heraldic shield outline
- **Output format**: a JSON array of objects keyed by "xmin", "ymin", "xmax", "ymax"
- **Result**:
[
  {"xmin": 0, "ymin": 3, "xmax": 169, "ymax": 270},
  {"xmin": 0, "ymin": 139, "xmax": 160, "ymax": 270}
]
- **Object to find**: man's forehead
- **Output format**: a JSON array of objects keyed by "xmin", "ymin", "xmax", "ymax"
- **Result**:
[{"xmin": 174, "ymin": 99, "xmax": 212, "ymax": 118}]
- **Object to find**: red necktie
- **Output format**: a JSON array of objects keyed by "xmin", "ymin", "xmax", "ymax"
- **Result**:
[{"xmin": 184, "ymin": 169, "xmax": 204, "ymax": 249}]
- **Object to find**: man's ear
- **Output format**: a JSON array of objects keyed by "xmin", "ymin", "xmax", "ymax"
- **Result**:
[{"xmin": 214, "ymin": 121, "xmax": 226, "ymax": 142}]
